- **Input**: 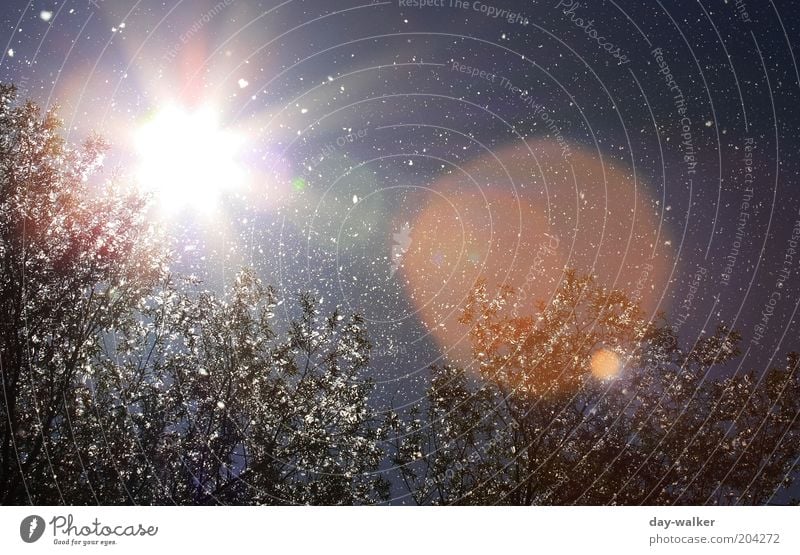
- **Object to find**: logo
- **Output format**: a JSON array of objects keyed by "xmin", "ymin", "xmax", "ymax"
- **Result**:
[{"xmin": 20, "ymin": 515, "xmax": 45, "ymax": 543}]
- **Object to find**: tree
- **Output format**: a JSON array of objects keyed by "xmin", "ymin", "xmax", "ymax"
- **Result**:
[
  {"xmin": 388, "ymin": 271, "xmax": 800, "ymax": 505},
  {"xmin": 0, "ymin": 84, "xmax": 166, "ymax": 504},
  {"xmin": 83, "ymin": 270, "xmax": 389, "ymax": 504},
  {"xmin": 4, "ymin": 85, "xmax": 797, "ymax": 506},
  {"xmin": 0, "ymin": 86, "xmax": 389, "ymax": 505}
]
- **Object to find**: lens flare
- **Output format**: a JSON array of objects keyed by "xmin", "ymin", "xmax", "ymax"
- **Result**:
[
  {"xmin": 590, "ymin": 348, "xmax": 623, "ymax": 380},
  {"xmin": 400, "ymin": 139, "xmax": 674, "ymax": 366},
  {"xmin": 135, "ymin": 105, "xmax": 243, "ymax": 214}
]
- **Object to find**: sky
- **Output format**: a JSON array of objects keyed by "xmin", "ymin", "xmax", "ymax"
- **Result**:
[{"xmin": 1, "ymin": 0, "xmax": 799, "ymax": 413}]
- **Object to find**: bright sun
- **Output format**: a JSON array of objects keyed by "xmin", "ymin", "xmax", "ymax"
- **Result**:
[{"xmin": 135, "ymin": 105, "xmax": 244, "ymax": 213}]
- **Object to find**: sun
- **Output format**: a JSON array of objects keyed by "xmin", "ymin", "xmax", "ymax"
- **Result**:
[{"xmin": 134, "ymin": 105, "xmax": 244, "ymax": 214}]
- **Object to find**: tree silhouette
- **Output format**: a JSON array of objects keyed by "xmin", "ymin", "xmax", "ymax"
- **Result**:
[
  {"xmin": 83, "ymin": 270, "xmax": 389, "ymax": 504},
  {"xmin": 0, "ymin": 84, "xmax": 167, "ymax": 504},
  {"xmin": 0, "ymin": 85, "xmax": 388, "ymax": 505},
  {"xmin": 3, "ymin": 85, "xmax": 798, "ymax": 506},
  {"xmin": 388, "ymin": 271, "xmax": 800, "ymax": 505}
]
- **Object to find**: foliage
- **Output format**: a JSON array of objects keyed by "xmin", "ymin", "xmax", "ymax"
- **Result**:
[
  {"xmin": 2, "ymin": 85, "xmax": 797, "ymax": 506},
  {"xmin": 388, "ymin": 272, "xmax": 800, "ymax": 505},
  {"xmin": 82, "ymin": 270, "xmax": 389, "ymax": 504},
  {"xmin": 0, "ymin": 85, "xmax": 387, "ymax": 505},
  {"xmin": 0, "ymin": 83, "xmax": 166, "ymax": 504}
]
